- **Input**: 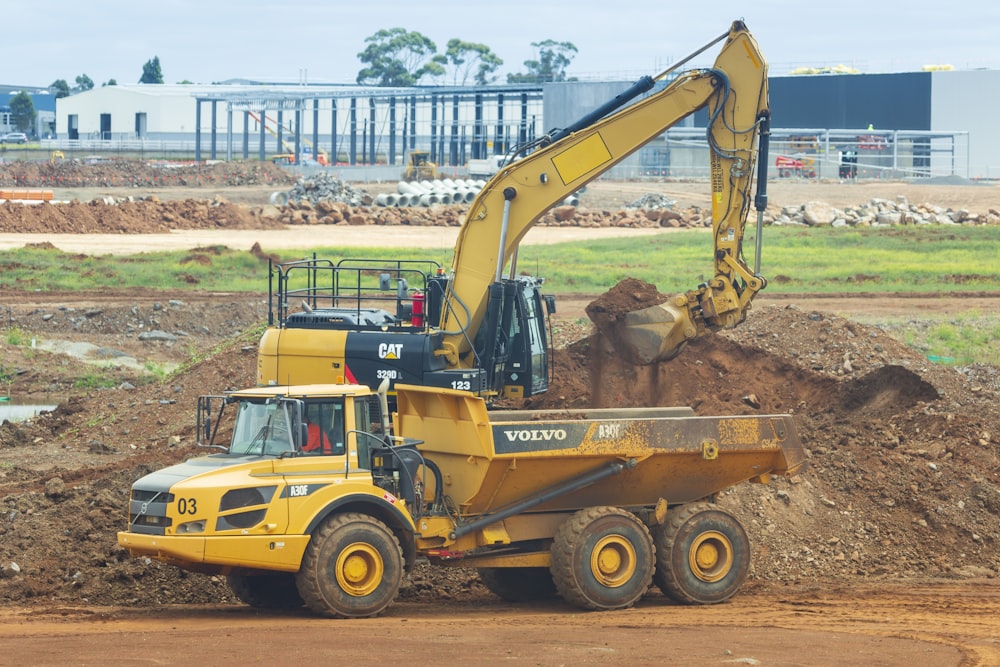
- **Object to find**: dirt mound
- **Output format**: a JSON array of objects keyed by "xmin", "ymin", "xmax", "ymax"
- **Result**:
[
  {"xmin": 0, "ymin": 159, "xmax": 296, "ymax": 189},
  {"xmin": 584, "ymin": 277, "xmax": 668, "ymax": 328},
  {"xmin": 0, "ymin": 197, "xmax": 287, "ymax": 234}
]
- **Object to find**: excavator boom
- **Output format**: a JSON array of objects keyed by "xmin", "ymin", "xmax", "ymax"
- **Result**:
[{"xmin": 439, "ymin": 21, "xmax": 769, "ymax": 366}]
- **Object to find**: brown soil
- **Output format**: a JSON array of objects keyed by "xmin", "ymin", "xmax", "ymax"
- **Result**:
[{"xmin": 0, "ymin": 162, "xmax": 999, "ymax": 665}]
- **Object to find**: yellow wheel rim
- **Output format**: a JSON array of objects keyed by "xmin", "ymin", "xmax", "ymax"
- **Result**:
[
  {"xmin": 335, "ymin": 542, "xmax": 384, "ymax": 597},
  {"xmin": 590, "ymin": 535, "xmax": 637, "ymax": 588},
  {"xmin": 688, "ymin": 530, "xmax": 733, "ymax": 583}
]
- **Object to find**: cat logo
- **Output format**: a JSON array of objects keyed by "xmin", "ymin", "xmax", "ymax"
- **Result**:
[{"xmin": 378, "ymin": 343, "xmax": 403, "ymax": 360}]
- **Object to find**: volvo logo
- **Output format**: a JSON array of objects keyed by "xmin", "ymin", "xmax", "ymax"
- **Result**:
[{"xmin": 502, "ymin": 428, "xmax": 567, "ymax": 442}]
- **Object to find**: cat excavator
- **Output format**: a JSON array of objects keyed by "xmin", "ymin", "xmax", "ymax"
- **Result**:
[{"xmin": 258, "ymin": 20, "xmax": 772, "ymax": 405}]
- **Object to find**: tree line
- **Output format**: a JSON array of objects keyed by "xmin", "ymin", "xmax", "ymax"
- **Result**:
[
  {"xmin": 9, "ymin": 29, "xmax": 576, "ymax": 135},
  {"xmin": 45, "ymin": 27, "xmax": 576, "ymax": 96},
  {"xmin": 355, "ymin": 27, "xmax": 578, "ymax": 86}
]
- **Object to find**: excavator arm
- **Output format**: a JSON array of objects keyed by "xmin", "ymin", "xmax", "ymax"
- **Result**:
[{"xmin": 438, "ymin": 20, "xmax": 770, "ymax": 367}]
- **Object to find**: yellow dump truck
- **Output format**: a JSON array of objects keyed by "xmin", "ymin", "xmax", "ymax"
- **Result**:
[{"xmin": 118, "ymin": 383, "xmax": 806, "ymax": 617}]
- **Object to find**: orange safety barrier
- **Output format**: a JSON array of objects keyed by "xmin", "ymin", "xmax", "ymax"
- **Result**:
[{"xmin": 0, "ymin": 189, "xmax": 55, "ymax": 201}]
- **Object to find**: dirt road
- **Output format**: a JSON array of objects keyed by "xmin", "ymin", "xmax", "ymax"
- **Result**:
[{"xmin": 2, "ymin": 582, "xmax": 997, "ymax": 666}]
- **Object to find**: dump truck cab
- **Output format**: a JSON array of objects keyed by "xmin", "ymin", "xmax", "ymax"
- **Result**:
[{"xmin": 120, "ymin": 384, "xmax": 418, "ymax": 601}]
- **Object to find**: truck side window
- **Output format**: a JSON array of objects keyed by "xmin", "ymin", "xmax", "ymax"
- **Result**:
[
  {"xmin": 353, "ymin": 398, "xmax": 374, "ymax": 469},
  {"xmin": 302, "ymin": 400, "xmax": 345, "ymax": 456}
]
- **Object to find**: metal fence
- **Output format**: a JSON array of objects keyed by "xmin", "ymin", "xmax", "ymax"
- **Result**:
[{"xmin": 18, "ymin": 125, "xmax": 972, "ymax": 182}]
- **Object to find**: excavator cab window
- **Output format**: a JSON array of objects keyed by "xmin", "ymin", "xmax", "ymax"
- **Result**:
[{"xmin": 504, "ymin": 281, "xmax": 549, "ymax": 396}]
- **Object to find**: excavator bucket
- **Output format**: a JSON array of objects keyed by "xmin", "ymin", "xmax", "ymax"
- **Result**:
[
  {"xmin": 586, "ymin": 281, "xmax": 699, "ymax": 365},
  {"xmin": 615, "ymin": 296, "xmax": 698, "ymax": 364}
]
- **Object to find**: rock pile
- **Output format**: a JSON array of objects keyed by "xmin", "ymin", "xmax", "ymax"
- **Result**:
[
  {"xmin": 774, "ymin": 196, "xmax": 1000, "ymax": 227},
  {"xmin": 268, "ymin": 172, "xmax": 372, "ymax": 207}
]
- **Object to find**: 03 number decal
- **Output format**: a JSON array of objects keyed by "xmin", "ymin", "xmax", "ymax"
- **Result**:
[{"xmin": 176, "ymin": 498, "xmax": 198, "ymax": 515}]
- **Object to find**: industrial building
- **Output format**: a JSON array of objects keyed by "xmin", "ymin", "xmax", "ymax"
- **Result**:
[{"xmin": 33, "ymin": 69, "xmax": 1000, "ymax": 179}]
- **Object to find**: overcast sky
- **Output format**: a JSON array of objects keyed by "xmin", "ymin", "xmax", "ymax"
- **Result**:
[{"xmin": 14, "ymin": 1, "xmax": 999, "ymax": 88}]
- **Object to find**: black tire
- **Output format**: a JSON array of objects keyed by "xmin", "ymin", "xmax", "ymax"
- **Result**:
[
  {"xmin": 653, "ymin": 502, "xmax": 750, "ymax": 605},
  {"xmin": 226, "ymin": 573, "xmax": 304, "ymax": 609},
  {"xmin": 477, "ymin": 567, "xmax": 558, "ymax": 603},
  {"xmin": 550, "ymin": 506, "xmax": 654, "ymax": 611},
  {"xmin": 295, "ymin": 512, "xmax": 404, "ymax": 618}
]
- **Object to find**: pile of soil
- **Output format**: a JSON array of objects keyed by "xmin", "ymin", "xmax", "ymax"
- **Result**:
[
  {"xmin": 0, "ymin": 159, "xmax": 296, "ymax": 189},
  {"xmin": 0, "ymin": 280, "xmax": 997, "ymax": 608}
]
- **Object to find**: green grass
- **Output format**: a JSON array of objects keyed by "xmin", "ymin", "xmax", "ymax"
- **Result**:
[
  {"xmin": 4, "ymin": 226, "xmax": 998, "ymax": 295},
  {"xmin": 864, "ymin": 311, "xmax": 1000, "ymax": 366},
  {"xmin": 3, "ymin": 326, "xmax": 31, "ymax": 346},
  {"xmin": 2, "ymin": 225, "xmax": 999, "ymax": 365},
  {"xmin": 73, "ymin": 371, "xmax": 118, "ymax": 390}
]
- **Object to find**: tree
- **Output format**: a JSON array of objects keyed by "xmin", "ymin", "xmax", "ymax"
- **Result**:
[
  {"xmin": 75, "ymin": 74, "xmax": 95, "ymax": 91},
  {"xmin": 49, "ymin": 79, "xmax": 71, "ymax": 99},
  {"xmin": 140, "ymin": 56, "xmax": 164, "ymax": 84},
  {"xmin": 103, "ymin": 79, "xmax": 118, "ymax": 87},
  {"xmin": 356, "ymin": 28, "xmax": 444, "ymax": 86},
  {"xmin": 434, "ymin": 39, "xmax": 503, "ymax": 86},
  {"xmin": 507, "ymin": 40, "xmax": 578, "ymax": 84},
  {"xmin": 9, "ymin": 92, "xmax": 36, "ymax": 134}
]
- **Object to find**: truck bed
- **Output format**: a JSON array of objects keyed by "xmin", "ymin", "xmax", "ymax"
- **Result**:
[{"xmin": 394, "ymin": 384, "xmax": 806, "ymax": 516}]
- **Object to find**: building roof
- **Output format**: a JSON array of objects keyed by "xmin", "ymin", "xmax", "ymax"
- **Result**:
[{"xmin": 0, "ymin": 85, "xmax": 56, "ymax": 112}]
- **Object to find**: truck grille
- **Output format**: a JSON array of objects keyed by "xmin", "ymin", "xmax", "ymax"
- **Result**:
[{"xmin": 127, "ymin": 489, "xmax": 174, "ymax": 535}]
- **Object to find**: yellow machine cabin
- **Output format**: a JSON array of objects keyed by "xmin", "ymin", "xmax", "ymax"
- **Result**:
[{"xmin": 119, "ymin": 383, "xmax": 805, "ymax": 618}]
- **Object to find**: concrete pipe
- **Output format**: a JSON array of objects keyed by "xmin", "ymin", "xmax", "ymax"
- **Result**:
[
  {"xmin": 269, "ymin": 191, "xmax": 289, "ymax": 206},
  {"xmin": 439, "ymin": 192, "xmax": 453, "ymax": 205},
  {"xmin": 395, "ymin": 193, "xmax": 410, "ymax": 207},
  {"xmin": 397, "ymin": 180, "xmax": 425, "ymax": 196}
]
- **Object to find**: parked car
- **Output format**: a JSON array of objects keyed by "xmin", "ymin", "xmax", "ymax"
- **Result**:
[{"xmin": 1, "ymin": 132, "xmax": 28, "ymax": 144}]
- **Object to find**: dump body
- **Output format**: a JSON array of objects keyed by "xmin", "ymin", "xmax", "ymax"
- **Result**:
[{"xmin": 395, "ymin": 384, "xmax": 806, "ymax": 517}]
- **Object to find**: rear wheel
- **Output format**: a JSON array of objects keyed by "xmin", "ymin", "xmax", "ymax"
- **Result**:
[
  {"xmin": 653, "ymin": 502, "xmax": 750, "ymax": 605},
  {"xmin": 226, "ymin": 573, "xmax": 303, "ymax": 609},
  {"xmin": 478, "ymin": 567, "xmax": 557, "ymax": 603},
  {"xmin": 550, "ymin": 506, "xmax": 654, "ymax": 611},
  {"xmin": 296, "ymin": 512, "xmax": 404, "ymax": 618}
]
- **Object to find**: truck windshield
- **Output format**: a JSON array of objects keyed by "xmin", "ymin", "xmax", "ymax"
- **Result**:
[{"xmin": 229, "ymin": 400, "xmax": 295, "ymax": 456}]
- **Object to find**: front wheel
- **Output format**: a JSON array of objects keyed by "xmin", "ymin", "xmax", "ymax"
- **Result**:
[
  {"xmin": 296, "ymin": 512, "xmax": 404, "ymax": 618},
  {"xmin": 653, "ymin": 502, "xmax": 750, "ymax": 605},
  {"xmin": 550, "ymin": 506, "xmax": 654, "ymax": 611}
]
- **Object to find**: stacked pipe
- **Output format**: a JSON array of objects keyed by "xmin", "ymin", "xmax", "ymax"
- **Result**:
[
  {"xmin": 376, "ymin": 178, "xmax": 484, "ymax": 208},
  {"xmin": 376, "ymin": 177, "xmax": 579, "ymax": 208}
]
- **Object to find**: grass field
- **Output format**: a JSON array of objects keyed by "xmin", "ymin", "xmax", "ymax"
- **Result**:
[
  {"xmin": 2, "ymin": 225, "xmax": 998, "ymax": 364},
  {"xmin": 3, "ymin": 225, "xmax": 999, "ymax": 294}
]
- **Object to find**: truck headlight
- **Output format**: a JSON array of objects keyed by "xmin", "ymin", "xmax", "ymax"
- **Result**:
[{"xmin": 176, "ymin": 520, "xmax": 206, "ymax": 534}]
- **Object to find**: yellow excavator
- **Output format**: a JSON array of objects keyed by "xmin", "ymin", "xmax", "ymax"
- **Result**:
[{"xmin": 259, "ymin": 20, "xmax": 771, "ymax": 404}]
